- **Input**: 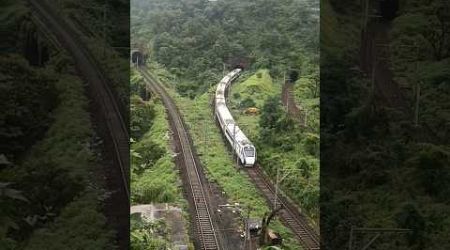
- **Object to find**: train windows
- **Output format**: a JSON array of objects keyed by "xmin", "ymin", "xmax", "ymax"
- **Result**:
[{"xmin": 244, "ymin": 147, "xmax": 255, "ymax": 157}]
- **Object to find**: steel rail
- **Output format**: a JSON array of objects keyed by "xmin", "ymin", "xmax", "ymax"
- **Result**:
[
  {"xmin": 140, "ymin": 68, "xmax": 220, "ymax": 250},
  {"xmin": 247, "ymin": 166, "xmax": 320, "ymax": 250},
  {"xmin": 216, "ymin": 69, "xmax": 320, "ymax": 249},
  {"xmin": 27, "ymin": 0, "xmax": 129, "ymax": 198}
]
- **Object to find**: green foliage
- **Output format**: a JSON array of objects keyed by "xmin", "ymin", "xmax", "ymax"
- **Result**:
[
  {"xmin": 25, "ymin": 194, "xmax": 114, "ymax": 250},
  {"xmin": 240, "ymin": 97, "xmax": 256, "ymax": 109},
  {"xmin": 129, "ymin": 70, "xmax": 187, "ymax": 249},
  {"xmin": 0, "ymin": 0, "xmax": 27, "ymax": 52},
  {"xmin": 56, "ymin": 0, "xmax": 130, "ymax": 107},
  {"xmin": 151, "ymin": 76, "xmax": 301, "ymax": 249},
  {"xmin": 229, "ymin": 70, "xmax": 320, "ymax": 223},
  {"xmin": 321, "ymin": 0, "xmax": 450, "ymax": 249},
  {"xmin": 232, "ymin": 69, "xmax": 277, "ymax": 109},
  {"xmin": 172, "ymin": 88, "xmax": 270, "ymax": 216},
  {"xmin": 130, "ymin": 95, "xmax": 155, "ymax": 140},
  {"xmin": 259, "ymin": 97, "xmax": 285, "ymax": 130},
  {"xmin": 130, "ymin": 94, "xmax": 182, "ymax": 205},
  {"xmin": 0, "ymin": 182, "xmax": 28, "ymax": 249},
  {"xmin": 132, "ymin": 0, "xmax": 318, "ymax": 95},
  {"xmin": 0, "ymin": 55, "xmax": 57, "ymax": 159},
  {"xmin": 409, "ymin": 144, "xmax": 450, "ymax": 201},
  {"xmin": 1, "ymin": 69, "xmax": 113, "ymax": 248},
  {"xmin": 2, "ymin": 1, "xmax": 125, "ymax": 248},
  {"xmin": 395, "ymin": 203, "xmax": 425, "ymax": 247},
  {"xmin": 133, "ymin": 0, "xmax": 320, "ymax": 247},
  {"xmin": 130, "ymin": 215, "xmax": 169, "ymax": 250}
]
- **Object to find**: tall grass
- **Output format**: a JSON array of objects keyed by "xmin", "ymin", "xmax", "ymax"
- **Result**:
[
  {"xmin": 231, "ymin": 71, "xmax": 320, "ymax": 223},
  {"xmin": 131, "ymin": 97, "xmax": 184, "ymax": 205},
  {"xmin": 149, "ymin": 63, "xmax": 303, "ymax": 249}
]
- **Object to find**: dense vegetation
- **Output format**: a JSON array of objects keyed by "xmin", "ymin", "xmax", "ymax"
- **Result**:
[
  {"xmin": 229, "ymin": 70, "xmax": 320, "ymax": 223},
  {"xmin": 1, "ymin": 0, "xmax": 118, "ymax": 248},
  {"xmin": 1, "ymin": 54, "xmax": 115, "ymax": 249},
  {"xmin": 129, "ymin": 69, "xmax": 188, "ymax": 249},
  {"xmin": 53, "ymin": 0, "xmax": 130, "ymax": 108},
  {"xmin": 147, "ymin": 64, "xmax": 302, "ymax": 249},
  {"xmin": 321, "ymin": 0, "xmax": 450, "ymax": 249},
  {"xmin": 130, "ymin": 70, "xmax": 184, "ymax": 205},
  {"xmin": 132, "ymin": 0, "xmax": 318, "ymax": 96},
  {"xmin": 133, "ymin": 0, "xmax": 319, "ymax": 248},
  {"xmin": 130, "ymin": 215, "xmax": 170, "ymax": 250}
]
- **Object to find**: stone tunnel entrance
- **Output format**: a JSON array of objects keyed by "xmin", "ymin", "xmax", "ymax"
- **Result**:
[
  {"xmin": 379, "ymin": 0, "xmax": 399, "ymax": 20},
  {"xmin": 131, "ymin": 50, "xmax": 145, "ymax": 66}
]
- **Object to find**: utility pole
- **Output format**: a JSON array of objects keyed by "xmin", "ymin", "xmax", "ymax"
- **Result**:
[
  {"xmin": 414, "ymin": 81, "xmax": 421, "ymax": 126},
  {"xmin": 304, "ymin": 110, "xmax": 308, "ymax": 127},
  {"xmin": 414, "ymin": 42, "xmax": 420, "ymax": 126},
  {"xmin": 232, "ymin": 123, "xmax": 240, "ymax": 168},
  {"xmin": 361, "ymin": 0, "xmax": 368, "ymax": 31},
  {"xmin": 284, "ymin": 69, "xmax": 288, "ymax": 112},
  {"xmin": 274, "ymin": 168, "xmax": 301, "ymax": 210},
  {"xmin": 274, "ymin": 168, "xmax": 280, "ymax": 209},
  {"xmin": 313, "ymin": 76, "xmax": 319, "ymax": 98},
  {"xmin": 248, "ymin": 208, "xmax": 252, "ymax": 250},
  {"xmin": 204, "ymin": 120, "xmax": 208, "ymax": 146},
  {"xmin": 371, "ymin": 58, "xmax": 376, "ymax": 95},
  {"xmin": 102, "ymin": 0, "xmax": 107, "ymax": 58},
  {"xmin": 223, "ymin": 63, "xmax": 226, "ymax": 77}
]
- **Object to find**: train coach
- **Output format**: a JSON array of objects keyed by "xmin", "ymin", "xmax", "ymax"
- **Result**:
[{"xmin": 215, "ymin": 68, "xmax": 256, "ymax": 167}]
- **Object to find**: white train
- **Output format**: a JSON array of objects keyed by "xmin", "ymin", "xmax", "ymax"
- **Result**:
[{"xmin": 215, "ymin": 68, "xmax": 256, "ymax": 167}]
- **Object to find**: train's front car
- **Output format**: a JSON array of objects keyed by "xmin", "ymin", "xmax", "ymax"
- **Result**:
[{"xmin": 243, "ymin": 145, "xmax": 256, "ymax": 167}]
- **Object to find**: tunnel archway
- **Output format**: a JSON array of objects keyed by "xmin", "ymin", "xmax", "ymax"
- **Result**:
[
  {"xmin": 379, "ymin": 0, "xmax": 399, "ymax": 20},
  {"xmin": 131, "ymin": 50, "xmax": 145, "ymax": 66},
  {"xmin": 288, "ymin": 70, "xmax": 299, "ymax": 83}
]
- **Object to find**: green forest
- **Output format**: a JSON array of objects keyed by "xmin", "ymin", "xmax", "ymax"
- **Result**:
[
  {"xmin": 132, "ymin": 0, "xmax": 319, "ymax": 249},
  {"xmin": 132, "ymin": 0, "xmax": 318, "ymax": 95},
  {"xmin": 1, "ymin": 0, "xmax": 128, "ymax": 249},
  {"xmin": 229, "ymin": 69, "xmax": 320, "ymax": 222},
  {"xmin": 321, "ymin": 0, "xmax": 450, "ymax": 249},
  {"xmin": 129, "ymin": 70, "xmax": 190, "ymax": 249}
]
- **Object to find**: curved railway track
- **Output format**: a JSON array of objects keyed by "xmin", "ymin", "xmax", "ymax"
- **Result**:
[
  {"xmin": 246, "ymin": 166, "xmax": 320, "ymax": 250},
  {"xmin": 27, "ymin": 0, "xmax": 130, "ymax": 200},
  {"xmin": 139, "ymin": 68, "xmax": 221, "ymax": 250},
  {"xmin": 219, "ymin": 70, "xmax": 319, "ymax": 249}
]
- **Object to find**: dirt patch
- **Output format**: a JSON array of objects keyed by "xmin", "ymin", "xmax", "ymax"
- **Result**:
[{"xmin": 131, "ymin": 204, "xmax": 189, "ymax": 247}]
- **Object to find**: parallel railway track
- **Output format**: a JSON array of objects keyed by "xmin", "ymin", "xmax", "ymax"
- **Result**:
[
  {"xmin": 140, "ymin": 68, "xmax": 221, "ymax": 250},
  {"xmin": 27, "ymin": 0, "xmax": 130, "ymax": 200},
  {"xmin": 247, "ymin": 166, "xmax": 320, "ymax": 250},
  {"xmin": 220, "ymin": 70, "xmax": 320, "ymax": 249}
]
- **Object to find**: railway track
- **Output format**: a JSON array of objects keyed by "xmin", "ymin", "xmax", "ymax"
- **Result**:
[
  {"xmin": 219, "ymin": 70, "xmax": 319, "ymax": 249},
  {"xmin": 247, "ymin": 166, "xmax": 320, "ymax": 250},
  {"xmin": 27, "ymin": 0, "xmax": 130, "ymax": 199},
  {"xmin": 139, "ymin": 68, "xmax": 221, "ymax": 250},
  {"xmin": 282, "ymin": 81, "xmax": 305, "ymax": 126}
]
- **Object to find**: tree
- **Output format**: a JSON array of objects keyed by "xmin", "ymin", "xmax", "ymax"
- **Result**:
[
  {"xmin": 0, "ymin": 55, "xmax": 57, "ymax": 159},
  {"xmin": 240, "ymin": 97, "xmax": 256, "ymax": 109},
  {"xmin": 259, "ymin": 97, "xmax": 284, "ymax": 130},
  {"xmin": 259, "ymin": 206, "xmax": 283, "ymax": 246}
]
